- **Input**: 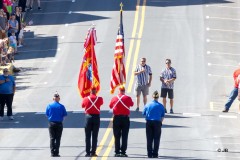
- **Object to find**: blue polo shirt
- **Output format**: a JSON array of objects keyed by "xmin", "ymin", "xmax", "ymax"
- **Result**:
[
  {"xmin": 46, "ymin": 102, "xmax": 67, "ymax": 122},
  {"xmin": 143, "ymin": 100, "xmax": 165, "ymax": 121},
  {"xmin": 0, "ymin": 75, "xmax": 15, "ymax": 94}
]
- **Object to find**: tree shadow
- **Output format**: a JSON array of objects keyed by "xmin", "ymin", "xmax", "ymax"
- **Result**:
[
  {"xmin": 146, "ymin": 0, "xmax": 232, "ymax": 7},
  {"xmin": 0, "ymin": 111, "xmax": 188, "ymax": 129}
]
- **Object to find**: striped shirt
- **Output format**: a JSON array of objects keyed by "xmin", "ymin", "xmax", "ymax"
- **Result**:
[
  {"xmin": 160, "ymin": 67, "xmax": 176, "ymax": 89},
  {"xmin": 135, "ymin": 64, "xmax": 152, "ymax": 86}
]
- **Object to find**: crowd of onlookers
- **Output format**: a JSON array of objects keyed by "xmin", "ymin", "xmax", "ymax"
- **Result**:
[{"xmin": 0, "ymin": 0, "xmax": 42, "ymax": 68}]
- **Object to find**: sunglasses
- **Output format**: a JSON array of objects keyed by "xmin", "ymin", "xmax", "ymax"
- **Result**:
[{"xmin": 3, "ymin": 70, "xmax": 8, "ymax": 72}]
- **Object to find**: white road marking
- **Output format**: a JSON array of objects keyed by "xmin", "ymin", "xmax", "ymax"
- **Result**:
[
  {"xmin": 68, "ymin": 11, "xmax": 72, "ymax": 14},
  {"xmin": 42, "ymin": 0, "xmax": 72, "ymax": 2},
  {"xmin": 0, "ymin": 121, "xmax": 19, "ymax": 123},
  {"xmin": 206, "ymin": 5, "xmax": 240, "ymax": 9},
  {"xmin": 208, "ymin": 74, "xmax": 231, "ymax": 78},
  {"xmin": 33, "ymin": 12, "xmax": 69, "ymax": 15},
  {"xmin": 65, "ymin": 23, "xmax": 69, "ymax": 27},
  {"xmin": 217, "ymin": 156, "xmax": 240, "ymax": 159},
  {"xmin": 61, "ymin": 36, "xmax": 65, "ymax": 39},
  {"xmin": 215, "ymin": 142, "xmax": 240, "ymax": 145},
  {"xmin": 207, "ymin": 63, "xmax": 238, "ymax": 67},
  {"xmin": 219, "ymin": 115, "xmax": 237, "ymax": 119},
  {"xmin": 16, "ymin": 60, "xmax": 57, "ymax": 63},
  {"xmin": 206, "ymin": 28, "xmax": 240, "ymax": 33},
  {"xmin": 182, "ymin": 113, "xmax": 201, "ymax": 117},
  {"xmin": 72, "ymin": 0, "xmax": 75, "ymax": 2},
  {"xmin": 207, "ymin": 51, "xmax": 240, "ymax": 56},
  {"xmin": 207, "ymin": 16, "xmax": 240, "ymax": 21},
  {"xmin": 48, "ymin": 70, "xmax": 52, "ymax": 74},
  {"xmin": 44, "ymin": 82, "xmax": 48, "ymax": 84},
  {"xmin": 210, "ymin": 102, "xmax": 214, "ymax": 111},
  {"xmin": 207, "ymin": 39, "xmax": 240, "ymax": 44}
]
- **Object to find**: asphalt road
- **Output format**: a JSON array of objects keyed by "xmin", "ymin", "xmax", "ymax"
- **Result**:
[{"xmin": 1, "ymin": 0, "xmax": 240, "ymax": 159}]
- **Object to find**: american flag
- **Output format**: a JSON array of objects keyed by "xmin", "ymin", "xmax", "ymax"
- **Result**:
[{"xmin": 110, "ymin": 9, "xmax": 126, "ymax": 94}]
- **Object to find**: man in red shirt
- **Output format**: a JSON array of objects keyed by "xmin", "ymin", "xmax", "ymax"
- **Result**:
[
  {"xmin": 82, "ymin": 87, "xmax": 103, "ymax": 157},
  {"xmin": 223, "ymin": 68, "xmax": 240, "ymax": 112},
  {"xmin": 109, "ymin": 86, "xmax": 134, "ymax": 157}
]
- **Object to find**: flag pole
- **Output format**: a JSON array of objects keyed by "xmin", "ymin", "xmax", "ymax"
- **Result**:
[{"xmin": 90, "ymin": 26, "xmax": 95, "ymax": 88}]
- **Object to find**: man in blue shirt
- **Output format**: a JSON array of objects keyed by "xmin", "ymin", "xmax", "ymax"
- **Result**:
[
  {"xmin": 46, "ymin": 93, "xmax": 67, "ymax": 157},
  {"xmin": 0, "ymin": 68, "xmax": 16, "ymax": 120},
  {"xmin": 143, "ymin": 90, "xmax": 165, "ymax": 158}
]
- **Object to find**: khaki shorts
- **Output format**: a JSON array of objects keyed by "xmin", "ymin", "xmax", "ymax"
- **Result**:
[{"xmin": 134, "ymin": 84, "xmax": 149, "ymax": 96}]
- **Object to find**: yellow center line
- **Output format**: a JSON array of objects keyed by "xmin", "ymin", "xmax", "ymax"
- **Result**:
[
  {"xmin": 101, "ymin": 136, "xmax": 115, "ymax": 160},
  {"xmin": 127, "ymin": 0, "xmax": 146, "ymax": 93},
  {"xmin": 125, "ymin": 0, "xmax": 140, "ymax": 78},
  {"xmin": 91, "ymin": 118, "xmax": 113, "ymax": 160}
]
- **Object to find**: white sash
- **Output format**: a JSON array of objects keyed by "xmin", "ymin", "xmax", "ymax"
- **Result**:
[
  {"xmin": 85, "ymin": 96, "xmax": 100, "ymax": 112},
  {"xmin": 112, "ymin": 95, "xmax": 130, "ymax": 110}
]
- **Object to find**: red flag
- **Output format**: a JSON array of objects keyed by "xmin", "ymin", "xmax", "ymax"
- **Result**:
[
  {"xmin": 78, "ymin": 28, "xmax": 100, "ymax": 98},
  {"xmin": 110, "ymin": 9, "xmax": 126, "ymax": 94}
]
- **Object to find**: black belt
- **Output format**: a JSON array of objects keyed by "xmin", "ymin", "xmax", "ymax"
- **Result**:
[
  {"xmin": 49, "ymin": 121, "xmax": 62, "ymax": 124},
  {"xmin": 86, "ymin": 114, "xmax": 100, "ymax": 117}
]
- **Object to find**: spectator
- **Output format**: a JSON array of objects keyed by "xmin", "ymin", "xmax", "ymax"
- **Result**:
[
  {"xmin": 0, "ymin": 9, "xmax": 7, "ymax": 39},
  {"xmin": 17, "ymin": 23, "xmax": 24, "ymax": 47},
  {"xmin": 8, "ymin": 13, "xmax": 18, "ymax": 37},
  {"xmin": 14, "ymin": 6, "xmax": 21, "ymax": 42},
  {"xmin": 223, "ymin": 67, "xmax": 240, "ymax": 112},
  {"xmin": 0, "ymin": 68, "xmax": 16, "ymax": 120},
  {"xmin": 18, "ymin": 0, "xmax": 26, "ymax": 12},
  {"xmin": 9, "ymin": 30, "xmax": 17, "ymax": 54},
  {"xmin": 134, "ymin": 57, "xmax": 152, "ymax": 112},
  {"xmin": 26, "ymin": 0, "xmax": 42, "ymax": 10},
  {"xmin": 160, "ymin": 59, "xmax": 177, "ymax": 114}
]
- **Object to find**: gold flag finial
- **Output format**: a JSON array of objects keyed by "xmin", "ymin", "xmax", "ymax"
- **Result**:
[{"xmin": 120, "ymin": 2, "xmax": 123, "ymax": 11}]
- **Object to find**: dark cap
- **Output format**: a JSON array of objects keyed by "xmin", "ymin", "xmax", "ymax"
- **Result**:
[
  {"xmin": 54, "ymin": 93, "xmax": 60, "ymax": 98},
  {"xmin": 119, "ymin": 86, "xmax": 125, "ymax": 91},
  {"xmin": 152, "ymin": 90, "xmax": 159, "ymax": 98},
  {"xmin": 166, "ymin": 59, "xmax": 171, "ymax": 64}
]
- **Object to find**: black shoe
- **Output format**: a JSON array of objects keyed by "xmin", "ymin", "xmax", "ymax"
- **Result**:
[
  {"xmin": 121, "ymin": 153, "xmax": 128, "ymax": 157},
  {"xmin": 165, "ymin": 108, "xmax": 167, "ymax": 113},
  {"xmin": 148, "ymin": 155, "xmax": 153, "ymax": 158},
  {"xmin": 29, "ymin": 7, "xmax": 33, "ymax": 11},
  {"xmin": 222, "ymin": 109, "xmax": 229, "ymax": 112},
  {"xmin": 115, "ymin": 153, "xmax": 121, "ymax": 157},
  {"xmin": 38, "ymin": 7, "xmax": 42, "ymax": 10},
  {"xmin": 91, "ymin": 153, "xmax": 98, "ymax": 157},
  {"xmin": 85, "ymin": 154, "xmax": 91, "ymax": 157},
  {"xmin": 52, "ymin": 154, "xmax": 60, "ymax": 157},
  {"xmin": 152, "ymin": 155, "xmax": 158, "ymax": 158},
  {"xmin": 135, "ymin": 107, "xmax": 139, "ymax": 112},
  {"xmin": 170, "ymin": 109, "xmax": 174, "ymax": 114}
]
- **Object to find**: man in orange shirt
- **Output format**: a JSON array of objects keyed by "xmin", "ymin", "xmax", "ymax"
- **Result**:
[
  {"xmin": 223, "ymin": 68, "xmax": 240, "ymax": 112},
  {"xmin": 82, "ymin": 87, "xmax": 103, "ymax": 157},
  {"xmin": 109, "ymin": 86, "xmax": 134, "ymax": 157}
]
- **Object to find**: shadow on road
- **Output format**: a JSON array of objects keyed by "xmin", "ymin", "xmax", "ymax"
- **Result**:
[{"xmin": 0, "ymin": 111, "xmax": 189, "ymax": 129}]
